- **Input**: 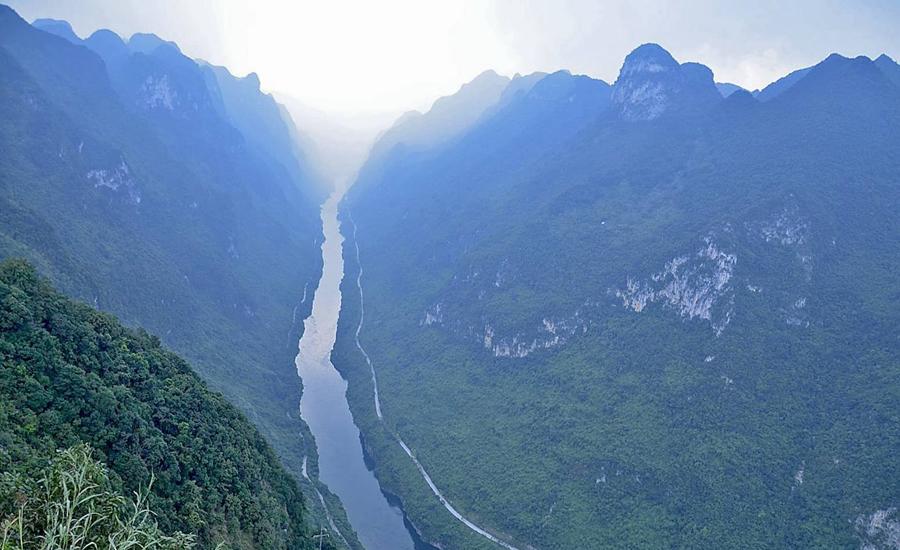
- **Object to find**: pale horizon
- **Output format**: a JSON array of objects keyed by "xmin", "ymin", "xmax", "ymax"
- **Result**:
[{"xmin": 8, "ymin": 0, "xmax": 900, "ymax": 122}]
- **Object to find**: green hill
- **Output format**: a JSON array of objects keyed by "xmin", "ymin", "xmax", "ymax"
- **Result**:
[{"xmin": 0, "ymin": 259, "xmax": 332, "ymax": 548}]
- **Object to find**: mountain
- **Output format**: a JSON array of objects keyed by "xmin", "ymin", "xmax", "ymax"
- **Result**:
[
  {"xmin": 875, "ymin": 53, "xmax": 900, "ymax": 88},
  {"xmin": 715, "ymin": 81, "xmax": 744, "ymax": 97},
  {"xmin": 200, "ymin": 62, "xmax": 325, "ymax": 197},
  {"xmin": 352, "ymin": 68, "xmax": 611, "ymax": 211},
  {"xmin": 30, "ymin": 17, "xmax": 80, "ymax": 43},
  {"xmin": 0, "ymin": 260, "xmax": 331, "ymax": 549},
  {"xmin": 610, "ymin": 43, "xmax": 720, "ymax": 120},
  {"xmin": 337, "ymin": 44, "xmax": 900, "ymax": 548},
  {"xmin": 754, "ymin": 65, "xmax": 813, "ymax": 101},
  {"xmin": 84, "ymin": 28, "xmax": 131, "ymax": 64},
  {"xmin": 0, "ymin": 5, "xmax": 358, "ymax": 546},
  {"xmin": 128, "ymin": 32, "xmax": 180, "ymax": 55},
  {"xmin": 368, "ymin": 69, "xmax": 511, "ymax": 159}
]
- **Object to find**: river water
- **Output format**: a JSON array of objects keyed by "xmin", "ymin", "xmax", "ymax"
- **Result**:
[{"xmin": 295, "ymin": 188, "xmax": 419, "ymax": 550}]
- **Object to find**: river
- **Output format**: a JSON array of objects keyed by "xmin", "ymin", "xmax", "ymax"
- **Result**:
[{"xmin": 295, "ymin": 188, "xmax": 422, "ymax": 550}]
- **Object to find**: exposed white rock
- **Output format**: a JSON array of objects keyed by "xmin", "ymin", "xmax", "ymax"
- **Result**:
[
  {"xmin": 614, "ymin": 81, "xmax": 669, "ymax": 121},
  {"xmin": 494, "ymin": 258, "xmax": 510, "ymax": 288},
  {"xmin": 760, "ymin": 211, "xmax": 808, "ymax": 245},
  {"xmin": 618, "ymin": 276, "xmax": 654, "ymax": 312},
  {"xmin": 749, "ymin": 206, "xmax": 814, "ymax": 282},
  {"xmin": 794, "ymin": 463, "xmax": 805, "ymax": 485},
  {"xmin": 141, "ymin": 74, "xmax": 177, "ymax": 110},
  {"xmin": 86, "ymin": 160, "xmax": 130, "ymax": 191},
  {"xmin": 483, "ymin": 324, "xmax": 494, "ymax": 348},
  {"xmin": 785, "ymin": 296, "xmax": 810, "ymax": 327},
  {"xmin": 421, "ymin": 302, "xmax": 444, "ymax": 326},
  {"xmin": 483, "ymin": 313, "xmax": 585, "ymax": 358},
  {"xmin": 86, "ymin": 159, "xmax": 140, "ymax": 204},
  {"xmin": 749, "ymin": 205, "xmax": 810, "ymax": 247},
  {"xmin": 855, "ymin": 508, "xmax": 900, "ymax": 549},
  {"xmin": 615, "ymin": 237, "xmax": 737, "ymax": 335},
  {"xmin": 611, "ymin": 45, "xmax": 681, "ymax": 121}
]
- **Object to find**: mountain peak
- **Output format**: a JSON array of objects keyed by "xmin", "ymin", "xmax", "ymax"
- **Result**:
[
  {"xmin": 88, "ymin": 28, "xmax": 125, "ymax": 44},
  {"xmin": 716, "ymin": 82, "xmax": 746, "ymax": 98},
  {"xmin": 814, "ymin": 53, "xmax": 879, "ymax": 76},
  {"xmin": 611, "ymin": 43, "xmax": 718, "ymax": 121},
  {"xmin": 755, "ymin": 66, "xmax": 813, "ymax": 101},
  {"xmin": 32, "ymin": 18, "xmax": 81, "ymax": 44},
  {"xmin": 617, "ymin": 43, "xmax": 679, "ymax": 78},
  {"xmin": 821, "ymin": 52, "xmax": 853, "ymax": 66},
  {"xmin": 128, "ymin": 32, "xmax": 181, "ymax": 55},
  {"xmin": 681, "ymin": 62, "xmax": 714, "ymax": 84},
  {"xmin": 474, "ymin": 68, "xmax": 501, "ymax": 79},
  {"xmin": 85, "ymin": 29, "xmax": 129, "ymax": 62},
  {"xmin": 244, "ymin": 71, "xmax": 261, "ymax": 89},
  {"xmin": 874, "ymin": 53, "xmax": 900, "ymax": 88},
  {"xmin": 460, "ymin": 69, "xmax": 509, "ymax": 92},
  {"xmin": 769, "ymin": 51, "xmax": 899, "ymax": 109}
]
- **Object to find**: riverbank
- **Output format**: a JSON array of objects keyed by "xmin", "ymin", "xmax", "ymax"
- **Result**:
[
  {"xmin": 296, "ymin": 190, "xmax": 425, "ymax": 550},
  {"xmin": 330, "ymin": 206, "xmax": 526, "ymax": 550}
]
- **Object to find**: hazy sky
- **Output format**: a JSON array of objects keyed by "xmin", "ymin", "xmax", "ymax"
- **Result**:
[{"xmin": 8, "ymin": 0, "xmax": 900, "ymax": 117}]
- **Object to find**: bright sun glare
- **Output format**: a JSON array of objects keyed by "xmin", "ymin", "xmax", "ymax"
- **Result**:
[
  {"xmin": 214, "ymin": 0, "xmax": 517, "ymax": 114},
  {"xmin": 8, "ymin": 0, "xmax": 900, "ymax": 120}
]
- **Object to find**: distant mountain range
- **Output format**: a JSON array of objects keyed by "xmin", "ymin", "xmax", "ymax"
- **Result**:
[
  {"xmin": 5, "ymin": 3, "xmax": 900, "ymax": 547},
  {"xmin": 337, "ymin": 43, "xmax": 900, "ymax": 548}
]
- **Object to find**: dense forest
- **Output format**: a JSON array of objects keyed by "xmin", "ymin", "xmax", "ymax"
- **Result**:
[
  {"xmin": 0, "ymin": 259, "xmax": 335, "ymax": 548},
  {"xmin": 337, "ymin": 45, "xmax": 900, "ymax": 548},
  {"xmin": 0, "ymin": 5, "xmax": 359, "ymax": 545}
]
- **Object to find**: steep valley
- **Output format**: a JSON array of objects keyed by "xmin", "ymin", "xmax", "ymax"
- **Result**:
[{"xmin": 2, "ymin": 3, "xmax": 900, "ymax": 549}]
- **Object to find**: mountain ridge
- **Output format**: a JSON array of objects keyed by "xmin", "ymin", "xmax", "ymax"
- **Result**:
[
  {"xmin": 0, "ymin": 5, "xmax": 360, "ymax": 547},
  {"xmin": 337, "ymin": 42, "xmax": 900, "ymax": 549}
]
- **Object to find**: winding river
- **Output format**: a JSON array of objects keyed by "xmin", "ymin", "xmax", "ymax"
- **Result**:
[
  {"xmin": 297, "ymin": 187, "xmax": 521, "ymax": 550},
  {"xmin": 295, "ymin": 188, "xmax": 420, "ymax": 550}
]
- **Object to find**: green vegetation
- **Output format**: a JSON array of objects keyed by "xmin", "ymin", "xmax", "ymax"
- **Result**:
[
  {"xmin": 1, "ymin": 445, "xmax": 195, "ymax": 550},
  {"xmin": 0, "ymin": 7, "xmax": 359, "ymax": 546},
  {"xmin": 0, "ymin": 259, "xmax": 332, "ymax": 548},
  {"xmin": 337, "ymin": 50, "xmax": 900, "ymax": 548}
]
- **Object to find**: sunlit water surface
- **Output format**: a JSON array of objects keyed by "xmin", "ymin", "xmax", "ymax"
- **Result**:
[{"xmin": 295, "ymin": 188, "xmax": 421, "ymax": 550}]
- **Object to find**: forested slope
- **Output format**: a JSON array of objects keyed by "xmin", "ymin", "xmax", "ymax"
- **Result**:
[
  {"xmin": 0, "ymin": 6, "xmax": 358, "ymax": 545},
  {"xmin": 337, "ymin": 45, "xmax": 900, "ymax": 548},
  {"xmin": 0, "ymin": 259, "xmax": 331, "ymax": 549}
]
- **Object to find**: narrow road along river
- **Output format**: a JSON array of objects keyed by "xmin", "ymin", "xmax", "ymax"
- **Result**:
[
  {"xmin": 295, "ymin": 188, "xmax": 419, "ymax": 550},
  {"xmin": 348, "ymin": 212, "xmax": 523, "ymax": 550}
]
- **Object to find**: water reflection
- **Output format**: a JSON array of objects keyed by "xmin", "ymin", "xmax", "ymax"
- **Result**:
[{"xmin": 296, "ymin": 188, "xmax": 419, "ymax": 550}]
